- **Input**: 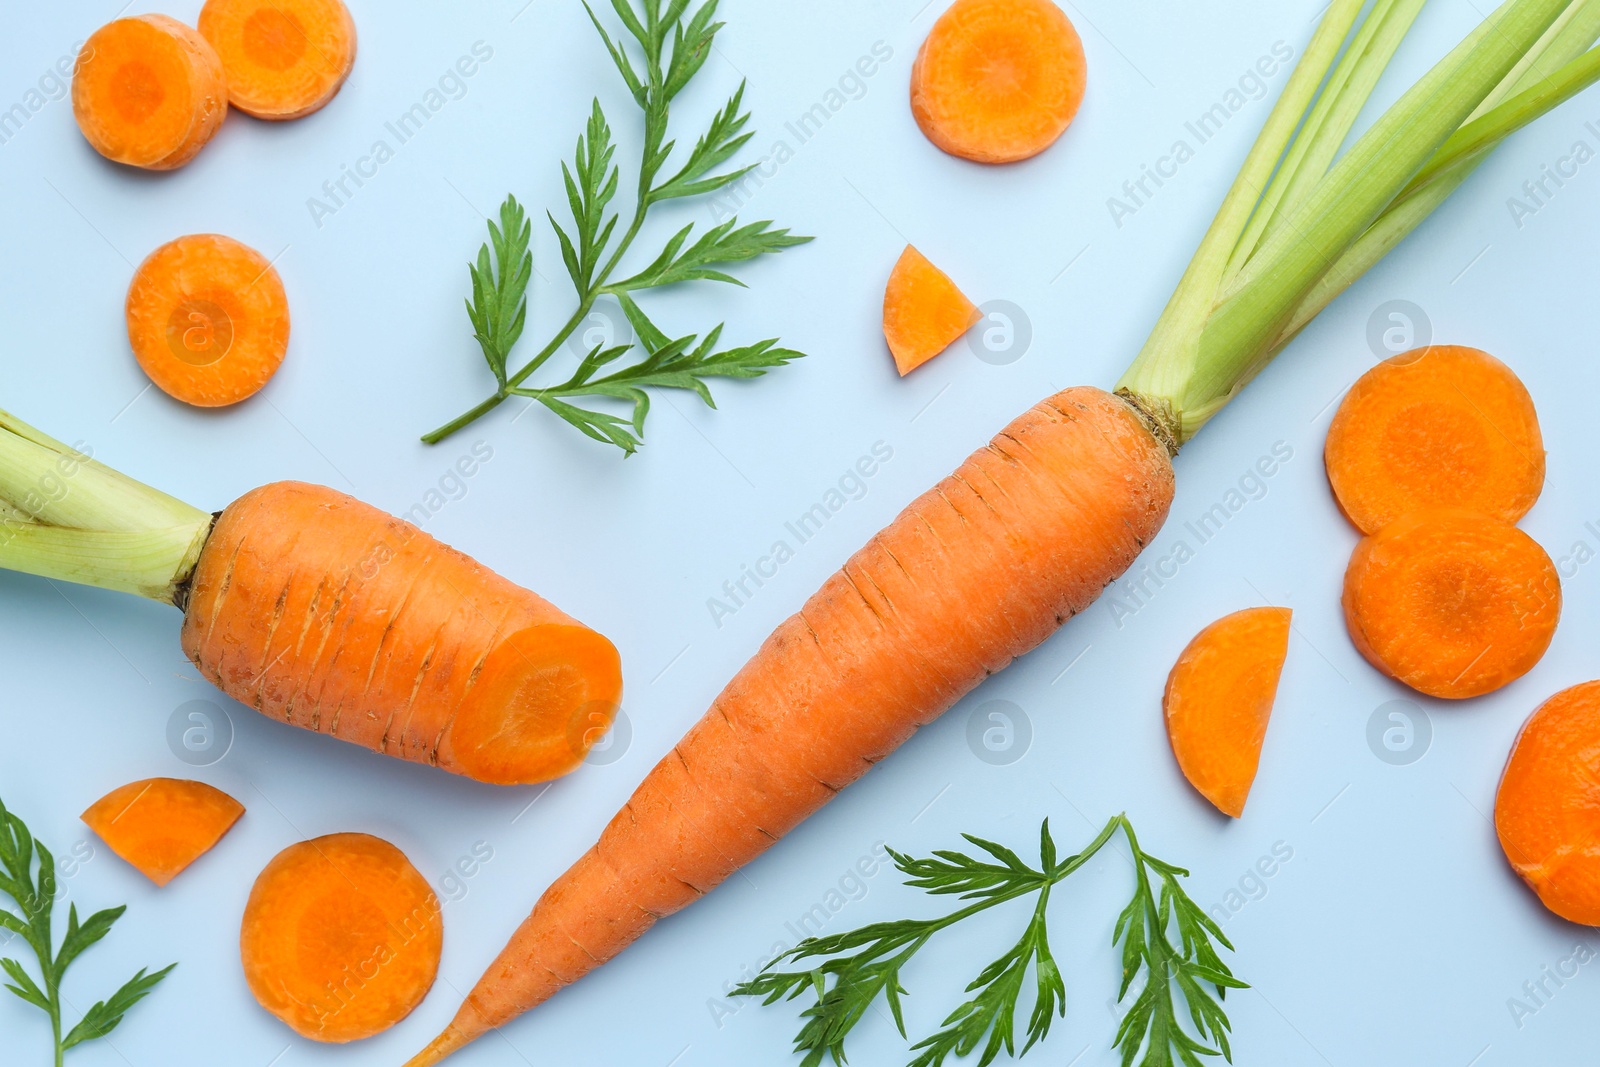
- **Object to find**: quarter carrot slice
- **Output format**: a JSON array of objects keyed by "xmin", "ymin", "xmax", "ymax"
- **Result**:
[
  {"xmin": 126, "ymin": 234, "xmax": 290, "ymax": 407},
  {"xmin": 1163, "ymin": 607, "xmax": 1291, "ymax": 818},
  {"xmin": 199, "ymin": 0, "xmax": 358, "ymax": 120},
  {"xmin": 1325, "ymin": 345, "xmax": 1545, "ymax": 534},
  {"xmin": 911, "ymin": 0, "xmax": 1087, "ymax": 164},
  {"xmin": 1496, "ymin": 681, "xmax": 1600, "ymax": 926},
  {"xmin": 72, "ymin": 15, "xmax": 228, "ymax": 170},
  {"xmin": 1343, "ymin": 508, "xmax": 1560, "ymax": 699},
  {"xmin": 241, "ymin": 833, "xmax": 442, "ymax": 1042},
  {"xmin": 81, "ymin": 778, "xmax": 244, "ymax": 887},
  {"xmin": 883, "ymin": 245, "xmax": 980, "ymax": 375}
]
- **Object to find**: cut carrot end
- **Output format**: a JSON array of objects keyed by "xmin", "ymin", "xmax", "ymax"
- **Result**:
[
  {"xmin": 126, "ymin": 233, "xmax": 290, "ymax": 407},
  {"xmin": 1163, "ymin": 607, "xmax": 1291, "ymax": 818},
  {"xmin": 199, "ymin": 0, "xmax": 357, "ymax": 120},
  {"xmin": 241, "ymin": 833, "xmax": 441, "ymax": 1043},
  {"xmin": 1343, "ymin": 508, "xmax": 1560, "ymax": 699},
  {"xmin": 911, "ymin": 0, "xmax": 1086, "ymax": 164},
  {"xmin": 81, "ymin": 778, "xmax": 243, "ymax": 887},
  {"xmin": 1496, "ymin": 681, "xmax": 1600, "ymax": 926},
  {"xmin": 72, "ymin": 15, "xmax": 228, "ymax": 170},
  {"xmin": 883, "ymin": 245, "xmax": 981, "ymax": 375},
  {"xmin": 1325, "ymin": 345, "xmax": 1545, "ymax": 534}
]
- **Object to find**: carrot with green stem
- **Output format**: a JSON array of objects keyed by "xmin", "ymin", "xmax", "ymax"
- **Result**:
[{"xmin": 408, "ymin": 0, "xmax": 1600, "ymax": 1061}]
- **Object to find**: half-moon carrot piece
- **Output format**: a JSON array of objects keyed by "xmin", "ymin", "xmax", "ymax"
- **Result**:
[
  {"xmin": 1496, "ymin": 681, "xmax": 1600, "ymax": 925},
  {"xmin": 126, "ymin": 234, "xmax": 290, "ymax": 408},
  {"xmin": 199, "ymin": 0, "xmax": 357, "ymax": 120},
  {"xmin": 72, "ymin": 16, "xmax": 228, "ymax": 170},
  {"xmin": 81, "ymin": 778, "xmax": 244, "ymax": 887},
  {"xmin": 1325, "ymin": 345, "xmax": 1545, "ymax": 534},
  {"xmin": 911, "ymin": 0, "xmax": 1087, "ymax": 163},
  {"xmin": 241, "ymin": 833, "xmax": 442, "ymax": 1042},
  {"xmin": 1343, "ymin": 507, "xmax": 1560, "ymax": 699},
  {"xmin": 883, "ymin": 245, "xmax": 980, "ymax": 375},
  {"xmin": 1163, "ymin": 607, "xmax": 1291, "ymax": 818}
]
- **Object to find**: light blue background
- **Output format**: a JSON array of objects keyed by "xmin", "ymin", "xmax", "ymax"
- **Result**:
[{"xmin": 2, "ymin": 0, "xmax": 1598, "ymax": 1064}]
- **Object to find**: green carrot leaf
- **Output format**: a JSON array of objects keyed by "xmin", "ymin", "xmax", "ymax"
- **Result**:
[{"xmin": 60, "ymin": 964, "xmax": 177, "ymax": 1051}]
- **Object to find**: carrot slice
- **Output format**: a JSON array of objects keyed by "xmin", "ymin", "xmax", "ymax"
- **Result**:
[
  {"xmin": 125, "ymin": 234, "xmax": 290, "ymax": 407},
  {"xmin": 1496, "ymin": 681, "xmax": 1600, "ymax": 925},
  {"xmin": 1325, "ymin": 345, "xmax": 1545, "ymax": 534},
  {"xmin": 883, "ymin": 245, "xmax": 980, "ymax": 375},
  {"xmin": 241, "ymin": 833, "xmax": 442, "ymax": 1042},
  {"xmin": 1162, "ymin": 607, "xmax": 1291, "ymax": 818},
  {"xmin": 1343, "ymin": 508, "xmax": 1560, "ymax": 699},
  {"xmin": 72, "ymin": 15, "xmax": 228, "ymax": 170},
  {"xmin": 911, "ymin": 0, "xmax": 1087, "ymax": 164},
  {"xmin": 81, "ymin": 778, "xmax": 244, "ymax": 887},
  {"xmin": 199, "ymin": 0, "xmax": 357, "ymax": 120}
]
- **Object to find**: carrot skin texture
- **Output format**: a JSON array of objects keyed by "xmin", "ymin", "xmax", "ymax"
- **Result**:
[
  {"xmin": 181, "ymin": 481, "xmax": 623, "ymax": 785},
  {"xmin": 81, "ymin": 778, "xmax": 244, "ymax": 886},
  {"xmin": 407, "ymin": 387, "xmax": 1174, "ymax": 1062}
]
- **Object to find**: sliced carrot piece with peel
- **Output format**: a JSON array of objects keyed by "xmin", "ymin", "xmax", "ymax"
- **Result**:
[
  {"xmin": 199, "ymin": 0, "xmax": 358, "ymax": 120},
  {"xmin": 241, "ymin": 833, "xmax": 442, "ymax": 1042},
  {"xmin": 883, "ymin": 245, "xmax": 980, "ymax": 375},
  {"xmin": 1163, "ymin": 607, "xmax": 1291, "ymax": 818},
  {"xmin": 126, "ymin": 234, "xmax": 291, "ymax": 407},
  {"xmin": 72, "ymin": 15, "xmax": 228, "ymax": 170},
  {"xmin": 912, "ymin": 0, "xmax": 1087, "ymax": 163},
  {"xmin": 82, "ymin": 778, "xmax": 244, "ymax": 887},
  {"xmin": 1326, "ymin": 345, "xmax": 1545, "ymax": 534},
  {"xmin": 1343, "ymin": 508, "xmax": 1560, "ymax": 699},
  {"xmin": 1496, "ymin": 681, "xmax": 1600, "ymax": 925}
]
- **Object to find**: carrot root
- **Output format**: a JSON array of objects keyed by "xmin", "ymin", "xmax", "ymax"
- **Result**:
[
  {"xmin": 882, "ymin": 245, "xmax": 981, "ymax": 375},
  {"xmin": 199, "ymin": 0, "xmax": 358, "ymax": 120},
  {"xmin": 81, "ymin": 778, "xmax": 243, "ymax": 886}
]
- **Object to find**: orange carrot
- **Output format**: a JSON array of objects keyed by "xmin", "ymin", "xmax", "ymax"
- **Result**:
[
  {"xmin": 1343, "ymin": 507, "xmax": 1560, "ymax": 699},
  {"xmin": 403, "ymin": 387, "xmax": 1175, "ymax": 1064},
  {"xmin": 1325, "ymin": 345, "xmax": 1545, "ymax": 534},
  {"xmin": 882, "ymin": 245, "xmax": 981, "ymax": 375},
  {"xmin": 1163, "ymin": 607, "xmax": 1291, "ymax": 818},
  {"xmin": 911, "ymin": 0, "xmax": 1087, "ymax": 163},
  {"xmin": 1495, "ymin": 681, "xmax": 1600, "ymax": 925},
  {"xmin": 181, "ymin": 481, "xmax": 623, "ymax": 785},
  {"xmin": 199, "ymin": 0, "xmax": 357, "ymax": 120},
  {"xmin": 241, "ymin": 833, "xmax": 441, "ymax": 1042},
  {"xmin": 126, "ymin": 234, "xmax": 291, "ymax": 408},
  {"xmin": 72, "ymin": 16, "xmax": 228, "ymax": 170},
  {"xmin": 81, "ymin": 778, "xmax": 243, "ymax": 887}
]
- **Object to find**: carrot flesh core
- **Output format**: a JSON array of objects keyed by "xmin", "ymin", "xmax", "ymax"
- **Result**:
[
  {"xmin": 1162, "ymin": 607, "xmax": 1291, "ymax": 818},
  {"xmin": 882, "ymin": 245, "xmax": 981, "ymax": 375},
  {"xmin": 181, "ymin": 481, "xmax": 623, "ymax": 786},
  {"xmin": 1342, "ymin": 507, "xmax": 1560, "ymax": 699},
  {"xmin": 72, "ymin": 16, "xmax": 227, "ymax": 170},
  {"xmin": 1495, "ymin": 681, "xmax": 1600, "ymax": 926},
  {"xmin": 1325, "ymin": 345, "xmax": 1545, "ymax": 534},
  {"xmin": 126, "ymin": 234, "xmax": 291, "ymax": 408},
  {"xmin": 199, "ymin": 0, "xmax": 357, "ymax": 120},
  {"xmin": 80, "ymin": 778, "xmax": 244, "ymax": 887},
  {"xmin": 241, "ymin": 833, "xmax": 441, "ymax": 1042},
  {"xmin": 911, "ymin": 0, "xmax": 1086, "ymax": 164},
  {"xmin": 405, "ymin": 387, "xmax": 1174, "ymax": 1063}
]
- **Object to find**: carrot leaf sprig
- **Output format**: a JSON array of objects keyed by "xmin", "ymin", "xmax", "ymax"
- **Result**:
[
  {"xmin": 0, "ymin": 795, "xmax": 174, "ymax": 1066},
  {"xmin": 732, "ymin": 816, "xmax": 1243, "ymax": 1067},
  {"xmin": 425, "ymin": 0, "xmax": 811, "ymax": 454}
]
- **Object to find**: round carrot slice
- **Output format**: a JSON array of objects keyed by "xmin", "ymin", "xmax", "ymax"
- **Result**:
[
  {"xmin": 1343, "ymin": 508, "xmax": 1560, "ymax": 699},
  {"xmin": 241, "ymin": 833, "xmax": 442, "ymax": 1042},
  {"xmin": 1496, "ymin": 681, "xmax": 1600, "ymax": 925},
  {"xmin": 72, "ymin": 15, "xmax": 228, "ymax": 170},
  {"xmin": 199, "ymin": 0, "xmax": 358, "ymax": 120},
  {"xmin": 911, "ymin": 0, "xmax": 1087, "ymax": 164},
  {"xmin": 126, "ymin": 234, "xmax": 290, "ymax": 407},
  {"xmin": 1325, "ymin": 345, "xmax": 1544, "ymax": 534}
]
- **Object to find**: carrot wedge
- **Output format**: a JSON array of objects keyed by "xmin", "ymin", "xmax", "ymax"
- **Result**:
[
  {"xmin": 81, "ymin": 778, "xmax": 244, "ymax": 887},
  {"xmin": 199, "ymin": 0, "xmax": 358, "ymax": 120},
  {"xmin": 1163, "ymin": 607, "xmax": 1291, "ymax": 818},
  {"xmin": 883, "ymin": 245, "xmax": 980, "ymax": 375},
  {"xmin": 1496, "ymin": 681, "xmax": 1600, "ymax": 925}
]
